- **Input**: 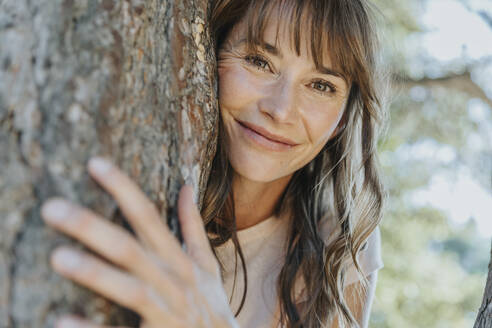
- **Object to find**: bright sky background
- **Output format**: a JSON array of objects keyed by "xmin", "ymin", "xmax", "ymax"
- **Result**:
[
  {"xmin": 411, "ymin": 168, "xmax": 492, "ymax": 238},
  {"xmin": 407, "ymin": 0, "xmax": 492, "ymax": 238},
  {"xmin": 421, "ymin": 0, "xmax": 492, "ymax": 61}
]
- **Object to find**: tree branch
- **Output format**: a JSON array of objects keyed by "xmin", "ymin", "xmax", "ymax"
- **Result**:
[{"xmin": 393, "ymin": 69, "xmax": 492, "ymax": 109}]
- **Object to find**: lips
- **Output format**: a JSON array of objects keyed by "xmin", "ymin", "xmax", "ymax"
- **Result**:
[{"xmin": 235, "ymin": 119, "xmax": 298, "ymax": 146}]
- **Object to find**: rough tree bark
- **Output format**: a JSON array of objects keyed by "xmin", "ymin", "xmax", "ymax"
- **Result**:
[
  {"xmin": 2, "ymin": 0, "xmax": 491, "ymax": 327},
  {"xmin": 474, "ymin": 240, "xmax": 492, "ymax": 328},
  {"xmin": 0, "ymin": 0, "xmax": 217, "ymax": 327}
]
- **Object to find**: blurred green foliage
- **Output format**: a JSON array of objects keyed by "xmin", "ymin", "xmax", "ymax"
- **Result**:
[{"xmin": 369, "ymin": 0, "xmax": 491, "ymax": 327}]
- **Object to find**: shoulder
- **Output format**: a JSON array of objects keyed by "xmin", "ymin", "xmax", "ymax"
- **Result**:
[
  {"xmin": 318, "ymin": 218, "xmax": 384, "ymax": 286},
  {"xmin": 345, "ymin": 226, "xmax": 383, "ymax": 286}
]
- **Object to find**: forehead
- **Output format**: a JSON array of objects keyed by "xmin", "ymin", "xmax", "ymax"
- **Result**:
[{"xmin": 229, "ymin": 0, "xmax": 337, "ymax": 72}]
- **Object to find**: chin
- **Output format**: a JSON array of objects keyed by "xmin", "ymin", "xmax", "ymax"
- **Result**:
[{"xmin": 227, "ymin": 148, "xmax": 290, "ymax": 182}]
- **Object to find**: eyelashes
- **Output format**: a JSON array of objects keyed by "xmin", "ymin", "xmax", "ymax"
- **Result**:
[
  {"xmin": 244, "ymin": 54, "xmax": 270, "ymax": 71},
  {"xmin": 310, "ymin": 79, "xmax": 337, "ymax": 94},
  {"xmin": 243, "ymin": 54, "xmax": 338, "ymax": 96}
]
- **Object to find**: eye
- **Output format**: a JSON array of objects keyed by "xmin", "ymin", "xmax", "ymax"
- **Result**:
[
  {"xmin": 244, "ymin": 54, "xmax": 271, "ymax": 72},
  {"xmin": 310, "ymin": 79, "xmax": 337, "ymax": 96}
]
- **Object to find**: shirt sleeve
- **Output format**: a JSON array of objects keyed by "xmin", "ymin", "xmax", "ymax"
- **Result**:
[{"xmin": 344, "ymin": 226, "xmax": 384, "ymax": 286}]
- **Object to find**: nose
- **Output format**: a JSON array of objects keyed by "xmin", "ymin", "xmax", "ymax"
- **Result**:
[{"xmin": 258, "ymin": 75, "xmax": 298, "ymax": 123}]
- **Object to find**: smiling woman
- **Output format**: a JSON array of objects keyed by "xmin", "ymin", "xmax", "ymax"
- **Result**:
[
  {"xmin": 203, "ymin": 0, "xmax": 388, "ymax": 327},
  {"xmin": 217, "ymin": 12, "xmax": 348, "ymax": 185},
  {"xmin": 40, "ymin": 0, "xmax": 388, "ymax": 328}
]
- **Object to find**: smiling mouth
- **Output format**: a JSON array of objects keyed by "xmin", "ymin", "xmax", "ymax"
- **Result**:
[
  {"xmin": 236, "ymin": 120, "xmax": 298, "ymax": 145},
  {"xmin": 235, "ymin": 119, "xmax": 297, "ymax": 151}
]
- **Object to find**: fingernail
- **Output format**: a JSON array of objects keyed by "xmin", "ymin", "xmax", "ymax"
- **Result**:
[
  {"xmin": 42, "ymin": 199, "xmax": 71, "ymax": 223},
  {"xmin": 52, "ymin": 248, "xmax": 81, "ymax": 271},
  {"xmin": 56, "ymin": 316, "xmax": 82, "ymax": 328},
  {"xmin": 88, "ymin": 157, "xmax": 112, "ymax": 175}
]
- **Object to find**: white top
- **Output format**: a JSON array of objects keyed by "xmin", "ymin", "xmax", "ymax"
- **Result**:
[{"xmin": 211, "ymin": 213, "xmax": 384, "ymax": 328}]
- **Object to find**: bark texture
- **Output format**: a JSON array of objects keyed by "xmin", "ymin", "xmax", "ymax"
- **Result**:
[
  {"xmin": 0, "ymin": 0, "xmax": 217, "ymax": 327},
  {"xmin": 474, "ymin": 241, "xmax": 492, "ymax": 328}
]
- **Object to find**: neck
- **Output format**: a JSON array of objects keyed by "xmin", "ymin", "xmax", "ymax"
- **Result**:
[{"xmin": 231, "ymin": 172, "xmax": 293, "ymax": 230}]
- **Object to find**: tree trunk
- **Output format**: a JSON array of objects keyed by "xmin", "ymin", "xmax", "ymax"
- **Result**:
[
  {"xmin": 0, "ymin": 0, "xmax": 217, "ymax": 327},
  {"xmin": 474, "ymin": 241, "xmax": 492, "ymax": 328}
]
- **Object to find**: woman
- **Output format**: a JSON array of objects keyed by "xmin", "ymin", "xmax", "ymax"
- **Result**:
[{"xmin": 41, "ymin": 0, "xmax": 387, "ymax": 327}]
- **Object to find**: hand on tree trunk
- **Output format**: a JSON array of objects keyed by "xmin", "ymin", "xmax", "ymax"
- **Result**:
[{"xmin": 40, "ymin": 157, "xmax": 238, "ymax": 328}]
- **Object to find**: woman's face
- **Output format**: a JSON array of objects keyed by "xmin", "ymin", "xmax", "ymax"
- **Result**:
[{"xmin": 217, "ymin": 12, "xmax": 349, "ymax": 183}]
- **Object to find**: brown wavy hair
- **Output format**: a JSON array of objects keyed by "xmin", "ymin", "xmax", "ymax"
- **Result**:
[{"xmin": 202, "ymin": 0, "xmax": 388, "ymax": 327}]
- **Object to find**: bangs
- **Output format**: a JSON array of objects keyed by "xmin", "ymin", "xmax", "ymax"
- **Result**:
[{"xmin": 242, "ymin": 0, "xmax": 365, "ymax": 84}]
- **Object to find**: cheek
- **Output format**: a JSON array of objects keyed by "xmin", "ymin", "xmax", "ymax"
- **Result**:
[
  {"xmin": 218, "ymin": 64, "xmax": 260, "ymax": 114},
  {"xmin": 303, "ymin": 103, "xmax": 345, "ymax": 146},
  {"xmin": 218, "ymin": 66, "xmax": 239, "ymax": 102},
  {"xmin": 217, "ymin": 66, "xmax": 236, "ymax": 105}
]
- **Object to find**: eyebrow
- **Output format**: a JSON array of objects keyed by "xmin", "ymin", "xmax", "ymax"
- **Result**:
[{"xmin": 235, "ymin": 38, "xmax": 345, "ymax": 79}]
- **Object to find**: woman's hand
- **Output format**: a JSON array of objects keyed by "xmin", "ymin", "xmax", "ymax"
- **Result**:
[{"xmin": 41, "ymin": 157, "xmax": 238, "ymax": 328}]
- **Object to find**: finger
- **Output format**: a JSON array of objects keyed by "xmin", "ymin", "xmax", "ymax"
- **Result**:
[
  {"xmin": 178, "ymin": 185, "xmax": 218, "ymax": 275},
  {"xmin": 55, "ymin": 315, "xmax": 131, "ymax": 328},
  {"xmin": 86, "ymin": 157, "xmax": 185, "ymax": 262},
  {"xmin": 41, "ymin": 199, "xmax": 190, "ymax": 295},
  {"xmin": 50, "ymin": 246, "xmax": 178, "ymax": 320}
]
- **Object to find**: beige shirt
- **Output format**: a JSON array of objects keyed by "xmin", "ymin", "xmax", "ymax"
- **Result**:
[{"xmin": 212, "ymin": 214, "xmax": 384, "ymax": 328}]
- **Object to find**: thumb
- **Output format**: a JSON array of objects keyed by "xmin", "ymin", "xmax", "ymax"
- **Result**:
[{"xmin": 177, "ymin": 185, "xmax": 216, "ymax": 270}]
